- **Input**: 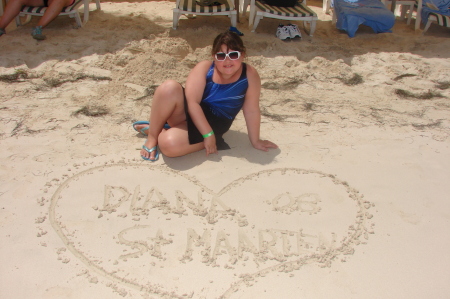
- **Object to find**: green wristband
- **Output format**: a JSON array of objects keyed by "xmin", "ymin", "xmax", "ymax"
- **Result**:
[{"xmin": 202, "ymin": 130, "xmax": 214, "ymax": 138}]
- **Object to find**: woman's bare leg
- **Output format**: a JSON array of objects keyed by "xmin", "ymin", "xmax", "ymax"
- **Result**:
[
  {"xmin": 138, "ymin": 80, "xmax": 204, "ymax": 160},
  {"xmin": 157, "ymin": 125, "xmax": 204, "ymax": 157},
  {"xmin": 0, "ymin": 0, "xmax": 44, "ymax": 30},
  {"xmin": 0, "ymin": 0, "xmax": 73, "ymax": 36},
  {"xmin": 36, "ymin": 0, "xmax": 74, "ymax": 28}
]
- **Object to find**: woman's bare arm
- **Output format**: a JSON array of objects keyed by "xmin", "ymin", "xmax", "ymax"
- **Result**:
[
  {"xmin": 185, "ymin": 60, "xmax": 217, "ymax": 155},
  {"xmin": 242, "ymin": 65, "xmax": 278, "ymax": 151}
]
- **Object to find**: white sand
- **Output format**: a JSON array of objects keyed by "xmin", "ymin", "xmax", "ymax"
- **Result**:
[{"xmin": 0, "ymin": 0, "xmax": 450, "ymax": 298}]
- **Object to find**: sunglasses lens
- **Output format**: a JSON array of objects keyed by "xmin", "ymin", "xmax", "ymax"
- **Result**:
[
  {"xmin": 216, "ymin": 53, "xmax": 226, "ymax": 61},
  {"xmin": 229, "ymin": 51, "xmax": 240, "ymax": 60}
]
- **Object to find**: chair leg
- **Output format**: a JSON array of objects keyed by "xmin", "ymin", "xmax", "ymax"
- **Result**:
[
  {"xmin": 311, "ymin": 21, "xmax": 317, "ymax": 36},
  {"xmin": 251, "ymin": 14, "xmax": 262, "ymax": 32},
  {"xmin": 242, "ymin": 0, "xmax": 250, "ymax": 18},
  {"xmin": 15, "ymin": 16, "xmax": 22, "ymax": 27},
  {"xmin": 414, "ymin": 8, "xmax": 422, "ymax": 30},
  {"xmin": 73, "ymin": 12, "xmax": 83, "ymax": 27},
  {"xmin": 423, "ymin": 19, "xmax": 432, "ymax": 33},
  {"xmin": 249, "ymin": 4, "xmax": 256, "ymax": 26},
  {"xmin": 230, "ymin": 11, "xmax": 237, "ymax": 27},
  {"xmin": 323, "ymin": 0, "xmax": 331, "ymax": 13},
  {"xmin": 400, "ymin": 5, "xmax": 407, "ymax": 20},
  {"xmin": 82, "ymin": 0, "xmax": 90, "ymax": 26},
  {"xmin": 304, "ymin": 20, "xmax": 316, "ymax": 36},
  {"xmin": 173, "ymin": 9, "xmax": 180, "ymax": 29},
  {"xmin": 406, "ymin": 5, "xmax": 413, "ymax": 25},
  {"xmin": 415, "ymin": 16, "xmax": 421, "ymax": 30},
  {"xmin": 79, "ymin": 0, "xmax": 101, "ymax": 27},
  {"xmin": 15, "ymin": 14, "xmax": 31, "ymax": 27}
]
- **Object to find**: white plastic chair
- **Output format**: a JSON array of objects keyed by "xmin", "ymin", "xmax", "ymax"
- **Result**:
[
  {"xmin": 242, "ymin": 0, "xmax": 318, "ymax": 36},
  {"xmin": 173, "ymin": 0, "xmax": 237, "ymax": 29},
  {"xmin": 15, "ymin": 0, "xmax": 101, "ymax": 28}
]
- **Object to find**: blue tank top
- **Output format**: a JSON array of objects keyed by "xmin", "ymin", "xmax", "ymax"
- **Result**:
[{"xmin": 201, "ymin": 62, "xmax": 248, "ymax": 120}]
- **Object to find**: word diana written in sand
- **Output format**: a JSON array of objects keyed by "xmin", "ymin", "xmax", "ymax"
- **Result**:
[
  {"xmin": 103, "ymin": 185, "xmax": 324, "ymax": 265},
  {"xmin": 49, "ymin": 164, "xmax": 374, "ymax": 297}
]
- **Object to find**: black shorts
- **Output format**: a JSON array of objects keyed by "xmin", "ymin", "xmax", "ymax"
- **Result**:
[
  {"xmin": 184, "ymin": 93, "xmax": 233, "ymax": 150},
  {"xmin": 43, "ymin": 0, "xmax": 75, "ymax": 7}
]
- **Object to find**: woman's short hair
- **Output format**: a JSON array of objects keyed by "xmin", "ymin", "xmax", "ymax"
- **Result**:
[{"xmin": 211, "ymin": 31, "xmax": 246, "ymax": 56}]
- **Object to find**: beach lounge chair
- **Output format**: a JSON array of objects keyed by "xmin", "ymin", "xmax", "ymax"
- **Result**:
[
  {"xmin": 172, "ymin": 0, "xmax": 237, "ymax": 29},
  {"xmin": 15, "ymin": 0, "xmax": 101, "ymax": 28},
  {"xmin": 414, "ymin": 0, "xmax": 450, "ymax": 33},
  {"xmin": 242, "ymin": 0, "xmax": 318, "ymax": 36}
]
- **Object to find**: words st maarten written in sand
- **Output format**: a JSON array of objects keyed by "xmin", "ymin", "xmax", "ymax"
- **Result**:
[
  {"xmin": 103, "ymin": 184, "xmax": 323, "ymax": 264},
  {"xmin": 48, "ymin": 164, "xmax": 374, "ymax": 296}
]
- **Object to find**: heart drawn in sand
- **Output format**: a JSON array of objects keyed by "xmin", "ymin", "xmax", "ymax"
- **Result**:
[{"xmin": 49, "ymin": 164, "xmax": 374, "ymax": 298}]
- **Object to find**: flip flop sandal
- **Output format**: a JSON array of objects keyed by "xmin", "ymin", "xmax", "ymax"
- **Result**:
[
  {"xmin": 141, "ymin": 145, "xmax": 159, "ymax": 162},
  {"xmin": 132, "ymin": 121, "xmax": 171, "ymax": 135}
]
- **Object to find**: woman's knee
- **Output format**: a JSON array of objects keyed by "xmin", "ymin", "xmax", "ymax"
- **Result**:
[
  {"xmin": 158, "ymin": 133, "xmax": 180, "ymax": 157},
  {"xmin": 155, "ymin": 80, "xmax": 183, "ymax": 98}
]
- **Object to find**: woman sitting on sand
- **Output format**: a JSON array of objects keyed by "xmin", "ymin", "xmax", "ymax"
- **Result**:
[
  {"xmin": 0, "ymin": 0, "xmax": 75, "ymax": 40},
  {"xmin": 133, "ymin": 31, "xmax": 278, "ymax": 161}
]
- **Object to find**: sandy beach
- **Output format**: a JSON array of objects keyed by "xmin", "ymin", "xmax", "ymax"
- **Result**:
[{"xmin": 0, "ymin": 0, "xmax": 449, "ymax": 298}]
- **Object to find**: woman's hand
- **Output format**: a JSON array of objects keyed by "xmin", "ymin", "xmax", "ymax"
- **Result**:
[
  {"xmin": 204, "ymin": 135, "xmax": 218, "ymax": 156},
  {"xmin": 252, "ymin": 139, "xmax": 278, "ymax": 152}
]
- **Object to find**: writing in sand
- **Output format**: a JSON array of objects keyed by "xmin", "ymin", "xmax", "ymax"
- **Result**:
[{"xmin": 49, "ymin": 164, "xmax": 373, "ymax": 297}]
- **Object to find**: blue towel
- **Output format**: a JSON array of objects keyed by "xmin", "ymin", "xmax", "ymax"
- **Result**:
[{"xmin": 333, "ymin": 0, "xmax": 395, "ymax": 37}]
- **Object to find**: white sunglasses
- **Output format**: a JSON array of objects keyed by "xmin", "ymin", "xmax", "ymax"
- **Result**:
[{"xmin": 215, "ymin": 51, "xmax": 241, "ymax": 61}]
